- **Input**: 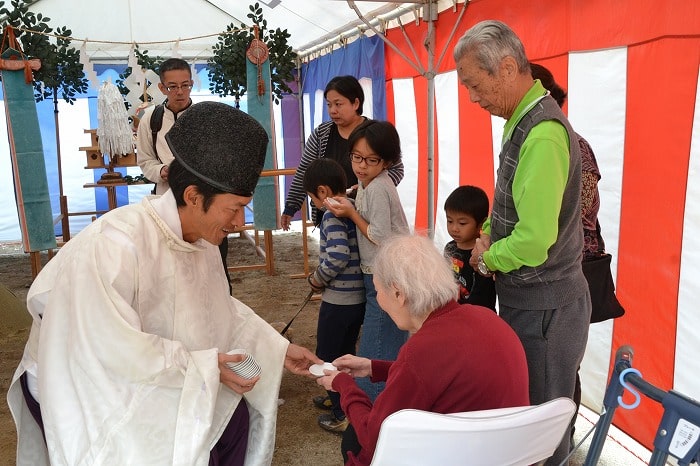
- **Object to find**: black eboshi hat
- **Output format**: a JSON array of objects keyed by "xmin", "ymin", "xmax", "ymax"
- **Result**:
[{"xmin": 166, "ymin": 101, "xmax": 268, "ymax": 196}]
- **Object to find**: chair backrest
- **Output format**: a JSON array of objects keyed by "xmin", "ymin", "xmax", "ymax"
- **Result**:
[{"xmin": 370, "ymin": 397, "xmax": 576, "ymax": 466}]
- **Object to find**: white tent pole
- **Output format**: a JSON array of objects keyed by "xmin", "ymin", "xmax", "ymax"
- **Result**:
[
  {"xmin": 395, "ymin": 17, "xmax": 427, "ymax": 75},
  {"xmin": 345, "ymin": 1, "xmax": 425, "ymax": 75},
  {"xmin": 296, "ymin": 3, "xmax": 419, "ymax": 61},
  {"xmin": 426, "ymin": 2, "xmax": 436, "ymax": 238},
  {"xmin": 341, "ymin": 1, "xmax": 468, "ymax": 238},
  {"xmin": 299, "ymin": 1, "xmax": 468, "ymax": 238},
  {"xmin": 427, "ymin": 1, "xmax": 468, "ymax": 237},
  {"xmin": 434, "ymin": 0, "xmax": 468, "ymax": 71}
]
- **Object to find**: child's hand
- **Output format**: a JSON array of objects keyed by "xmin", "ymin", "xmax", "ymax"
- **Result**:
[
  {"xmin": 323, "ymin": 197, "xmax": 354, "ymax": 218},
  {"xmin": 307, "ymin": 274, "xmax": 324, "ymax": 293}
]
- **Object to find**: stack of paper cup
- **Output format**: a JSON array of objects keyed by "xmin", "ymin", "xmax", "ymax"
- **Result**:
[{"xmin": 226, "ymin": 349, "xmax": 262, "ymax": 379}]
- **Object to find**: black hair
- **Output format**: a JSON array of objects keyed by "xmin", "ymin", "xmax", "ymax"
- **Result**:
[
  {"xmin": 347, "ymin": 120, "xmax": 402, "ymax": 166},
  {"xmin": 324, "ymin": 75, "xmax": 364, "ymax": 115},
  {"xmin": 158, "ymin": 58, "xmax": 192, "ymax": 80},
  {"xmin": 303, "ymin": 158, "xmax": 348, "ymax": 196},
  {"xmin": 168, "ymin": 159, "xmax": 226, "ymax": 211},
  {"xmin": 530, "ymin": 62, "xmax": 567, "ymax": 108},
  {"xmin": 444, "ymin": 185, "xmax": 489, "ymax": 223}
]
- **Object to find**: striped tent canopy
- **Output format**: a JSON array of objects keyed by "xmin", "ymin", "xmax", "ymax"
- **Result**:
[{"xmin": 377, "ymin": 0, "xmax": 699, "ymax": 450}]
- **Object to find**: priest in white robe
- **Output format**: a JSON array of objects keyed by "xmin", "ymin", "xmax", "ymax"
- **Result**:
[{"xmin": 7, "ymin": 102, "xmax": 321, "ymax": 466}]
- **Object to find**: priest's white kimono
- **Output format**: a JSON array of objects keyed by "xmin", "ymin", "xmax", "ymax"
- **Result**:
[{"xmin": 7, "ymin": 191, "xmax": 289, "ymax": 466}]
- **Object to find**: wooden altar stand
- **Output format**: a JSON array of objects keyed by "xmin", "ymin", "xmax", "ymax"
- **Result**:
[{"xmin": 225, "ymin": 168, "xmax": 315, "ymax": 278}]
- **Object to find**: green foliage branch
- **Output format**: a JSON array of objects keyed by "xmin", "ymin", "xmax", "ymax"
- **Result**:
[
  {"xmin": 0, "ymin": 0, "xmax": 88, "ymax": 104},
  {"xmin": 208, "ymin": 2, "xmax": 296, "ymax": 105}
]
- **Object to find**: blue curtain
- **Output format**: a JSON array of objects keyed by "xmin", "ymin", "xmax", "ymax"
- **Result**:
[{"xmin": 301, "ymin": 34, "xmax": 386, "ymax": 130}]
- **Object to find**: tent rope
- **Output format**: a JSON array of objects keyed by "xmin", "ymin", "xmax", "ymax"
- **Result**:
[{"xmin": 8, "ymin": 24, "xmax": 247, "ymax": 46}]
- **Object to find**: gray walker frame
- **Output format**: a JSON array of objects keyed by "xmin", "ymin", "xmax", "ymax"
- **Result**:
[{"xmin": 583, "ymin": 346, "xmax": 700, "ymax": 466}]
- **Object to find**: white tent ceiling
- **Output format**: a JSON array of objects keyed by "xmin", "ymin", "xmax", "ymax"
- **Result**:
[{"xmin": 22, "ymin": 0, "xmax": 433, "ymax": 62}]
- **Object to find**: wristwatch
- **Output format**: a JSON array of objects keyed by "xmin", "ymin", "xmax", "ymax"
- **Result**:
[{"xmin": 477, "ymin": 254, "xmax": 493, "ymax": 276}]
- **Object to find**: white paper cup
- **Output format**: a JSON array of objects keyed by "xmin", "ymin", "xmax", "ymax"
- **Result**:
[
  {"xmin": 226, "ymin": 349, "xmax": 261, "ymax": 379},
  {"xmin": 309, "ymin": 362, "xmax": 337, "ymax": 377}
]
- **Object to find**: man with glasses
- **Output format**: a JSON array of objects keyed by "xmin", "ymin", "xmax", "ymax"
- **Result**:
[
  {"xmin": 136, "ymin": 58, "xmax": 233, "ymax": 292},
  {"xmin": 137, "ymin": 57, "xmax": 194, "ymax": 195}
]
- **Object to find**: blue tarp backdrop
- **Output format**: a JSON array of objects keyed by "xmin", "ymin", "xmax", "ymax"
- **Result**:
[
  {"xmin": 278, "ymin": 34, "xmax": 386, "ymax": 221},
  {"xmin": 301, "ymin": 35, "xmax": 386, "ymax": 128}
]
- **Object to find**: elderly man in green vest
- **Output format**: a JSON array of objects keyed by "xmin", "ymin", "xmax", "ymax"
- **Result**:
[{"xmin": 454, "ymin": 20, "xmax": 591, "ymax": 465}]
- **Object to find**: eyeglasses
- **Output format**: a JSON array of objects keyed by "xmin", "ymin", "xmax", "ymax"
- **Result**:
[
  {"xmin": 350, "ymin": 152, "xmax": 382, "ymax": 166},
  {"xmin": 164, "ymin": 83, "xmax": 193, "ymax": 92}
]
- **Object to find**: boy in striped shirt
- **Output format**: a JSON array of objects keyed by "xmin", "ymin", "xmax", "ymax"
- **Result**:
[{"xmin": 304, "ymin": 158, "xmax": 366, "ymax": 433}]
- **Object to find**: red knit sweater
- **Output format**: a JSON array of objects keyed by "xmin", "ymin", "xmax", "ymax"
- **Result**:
[{"xmin": 333, "ymin": 300, "xmax": 530, "ymax": 466}]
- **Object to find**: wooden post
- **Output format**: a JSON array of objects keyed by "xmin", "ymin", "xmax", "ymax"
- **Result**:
[
  {"xmin": 264, "ymin": 230, "xmax": 274, "ymax": 275},
  {"xmin": 290, "ymin": 201, "xmax": 314, "ymax": 279},
  {"xmin": 60, "ymin": 195, "xmax": 71, "ymax": 241}
]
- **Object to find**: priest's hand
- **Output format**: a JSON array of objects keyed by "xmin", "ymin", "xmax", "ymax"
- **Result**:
[
  {"xmin": 284, "ymin": 343, "xmax": 322, "ymax": 377},
  {"xmin": 218, "ymin": 353, "xmax": 259, "ymax": 394}
]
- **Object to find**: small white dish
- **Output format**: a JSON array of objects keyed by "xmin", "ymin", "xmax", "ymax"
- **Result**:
[{"xmin": 309, "ymin": 362, "xmax": 337, "ymax": 377}]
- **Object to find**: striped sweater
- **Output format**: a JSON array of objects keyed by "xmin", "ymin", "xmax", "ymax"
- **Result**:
[{"xmin": 313, "ymin": 208, "xmax": 365, "ymax": 305}]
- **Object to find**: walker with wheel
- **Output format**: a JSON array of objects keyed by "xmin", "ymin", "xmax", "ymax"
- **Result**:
[{"xmin": 582, "ymin": 345, "xmax": 700, "ymax": 466}]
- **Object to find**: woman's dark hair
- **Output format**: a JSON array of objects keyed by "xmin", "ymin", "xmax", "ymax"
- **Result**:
[
  {"xmin": 324, "ymin": 75, "xmax": 364, "ymax": 115},
  {"xmin": 530, "ymin": 62, "xmax": 567, "ymax": 108},
  {"xmin": 168, "ymin": 159, "xmax": 226, "ymax": 211},
  {"xmin": 347, "ymin": 120, "xmax": 402, "ymax": 166},
  {"xmin": 303, "ymin": 158, "xmax": 347, "ymax": 196}
]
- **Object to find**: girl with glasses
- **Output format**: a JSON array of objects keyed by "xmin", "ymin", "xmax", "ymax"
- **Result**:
[
  {"xmin": 280, "ymin": 76, "xmax": 405, "ymax": 230},
  {"xmin": 323, "ymin": 120, "xmax": 409, "ymax": 405}
]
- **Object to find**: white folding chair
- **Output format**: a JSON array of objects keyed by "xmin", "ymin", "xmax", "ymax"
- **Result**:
[{"xmin": 370, "ymin": 397, "xmax": 576, "ymax": 466}]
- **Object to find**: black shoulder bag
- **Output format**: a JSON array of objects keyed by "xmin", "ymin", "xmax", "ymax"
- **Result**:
[{"xmin": 582, "ymin": 220, "xmax": 626, "ymax": 323}]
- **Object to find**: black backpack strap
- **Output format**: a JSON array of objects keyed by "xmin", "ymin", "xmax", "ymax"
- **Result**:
[{"xmin": 149, "ymin": 103, "xmax": 165, "ymax": 163}]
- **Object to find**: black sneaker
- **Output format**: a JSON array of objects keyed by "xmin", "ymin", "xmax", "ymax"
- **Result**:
[
  {"xmin": 312, "ymin": 395, "xmax": 332, "ymax": 410},
  {"xmin": 318, "ymin": 413, "xmax": 349, "ymax": 433}
]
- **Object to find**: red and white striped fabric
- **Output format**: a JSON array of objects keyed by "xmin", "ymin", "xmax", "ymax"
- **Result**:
[{"xmin": 384, "ymin": 0, "xmax": 700, "ymax": 450}]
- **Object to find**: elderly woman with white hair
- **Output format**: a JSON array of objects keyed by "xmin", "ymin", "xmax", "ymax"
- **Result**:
[{"xmin": 317, "ymin": 234, "xmax": 530, "ymax": 466}]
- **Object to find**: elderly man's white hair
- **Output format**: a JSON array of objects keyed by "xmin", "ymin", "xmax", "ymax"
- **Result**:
[
  {"xmin": 373, "ymin": 234, "xmax": 459, "ymax": 318},
  {"xmin": 453, "ymin": 19, "xmax": 530, "ymax": 76}
]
